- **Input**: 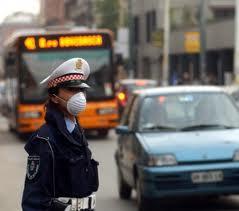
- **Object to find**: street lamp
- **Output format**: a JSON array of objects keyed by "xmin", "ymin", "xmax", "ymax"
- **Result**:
[{"xmin": 128, "ymin": 0, "xmax": 134, "ymax": 78}]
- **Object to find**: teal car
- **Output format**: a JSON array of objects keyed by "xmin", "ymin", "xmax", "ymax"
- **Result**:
[{"xmin": 115, "ymin": 86, "xmax": 239, "ymax": 211}]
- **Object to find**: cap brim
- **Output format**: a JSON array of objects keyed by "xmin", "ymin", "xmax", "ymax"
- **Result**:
[
  {"xmin": 78, "ymin": 82, "xmax": 90, "ymax": 88},
  {"xmin": 58, "ymin": 80, "xmax": 90, "ymax": 89}
]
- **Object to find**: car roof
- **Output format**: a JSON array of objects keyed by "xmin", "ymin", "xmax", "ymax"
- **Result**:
[
  {"xmin": 119, "ymin": 79, "xmax": 157, "ymax": 85},
  {"xmin": 222, "ymin": 85, "xmax": 239, "ymax": 94},
  {"xmin": 133, "ymin": 85, "xmax": 224, "ymax": 97}
]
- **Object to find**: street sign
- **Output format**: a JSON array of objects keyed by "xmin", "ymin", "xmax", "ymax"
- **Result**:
[
  {"xmin": 184, "ymin": 31, "xmax": 200, "ymax": 53},
  {"xmin": 151, "ymin": 29, "xmax": 164, "ymax": 48}
]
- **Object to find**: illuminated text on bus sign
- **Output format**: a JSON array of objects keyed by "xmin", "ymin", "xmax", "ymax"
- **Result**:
[{"xmin": 24, "ymin": 35, "xmax": 104, "ymax": 50}]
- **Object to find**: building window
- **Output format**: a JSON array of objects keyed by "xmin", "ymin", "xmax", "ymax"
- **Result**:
[
  {"xmin": 133, "ymin": 16, "xmax": 139, "ymax": 44},
  {"xmin": 151, "ymin": 10, "xmax": 156, "ymax": 32},
  {"xmin": 145, "ymin": 10, "xmax": 157, "ymax": 43},
  {"xmin": 211, "ymin": 7, "xmax": 235, "ymax": 19},
  {"xmin": 170, "ymin": 6, "xmax": 199, "ymax": 29}
]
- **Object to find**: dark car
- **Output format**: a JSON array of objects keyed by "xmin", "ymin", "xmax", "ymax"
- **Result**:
[
  {"xmin": 115, "ymin": 86, "xmax": 239, "ymax": 211},
  {"xmin": 116, "ymin": 79, "xmax": 157, "ymax": 116}
]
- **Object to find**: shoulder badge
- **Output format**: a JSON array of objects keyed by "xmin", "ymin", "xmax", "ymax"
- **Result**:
[
  {"xmin": 27, "ymin": 156, "xmax": 40, "ymax": 180},
  {"xmin": 75, "ymin": 59, "xmax": 83, "ymax": 70}
]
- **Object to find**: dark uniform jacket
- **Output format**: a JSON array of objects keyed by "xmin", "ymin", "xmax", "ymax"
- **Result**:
[{"xmin": 22, "ymin": 104, "xmax": 99, "ymax": 211}]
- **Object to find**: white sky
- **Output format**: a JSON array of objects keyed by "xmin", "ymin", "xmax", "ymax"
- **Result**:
[{"xmin": 0, "ymin": 0, "xmax": 40, "ymax": 23}]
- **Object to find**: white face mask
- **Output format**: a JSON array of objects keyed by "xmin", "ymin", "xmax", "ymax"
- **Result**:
[
  {"xmin": 66, "ymin": 92, "xmax": 87, "ymax": 116},
  {"xmin": 54, "ymin": 92, "xmax": 87, "ymax": 116}
]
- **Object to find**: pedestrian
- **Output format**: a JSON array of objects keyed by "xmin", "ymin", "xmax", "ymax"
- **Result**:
[
  {"xmin": 22, "ymin": 58, "xmax": 99, "ymax": 211},
  {"xmin": 177, "ymin": 71, "xmax": 192, "ymax": 85}
]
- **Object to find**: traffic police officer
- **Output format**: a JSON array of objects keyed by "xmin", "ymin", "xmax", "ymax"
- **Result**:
[{"xmin": 22, "ymin": 58, "xmax": 99, "ymax": 211}]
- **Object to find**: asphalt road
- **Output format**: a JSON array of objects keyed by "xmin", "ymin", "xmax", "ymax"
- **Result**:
[{"xmin": 1, "ymin": 116, "xmax": 239, "ymax": 210}]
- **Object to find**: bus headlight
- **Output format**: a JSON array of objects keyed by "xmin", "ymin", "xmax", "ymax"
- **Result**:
[
  {"xmin": 147, "ymin": 154, "xmax": 178, "ymax": 166},
  {"xmin": 19, "ymin": 111, "xmax": 41, "ymax": 119},
  {"xmin": 233, "ymin": 150, "xmax": 239, "ymax": 161},
  {"xmin": 97, "ymin": 107, "xmax": 117, "ymax": 115}
]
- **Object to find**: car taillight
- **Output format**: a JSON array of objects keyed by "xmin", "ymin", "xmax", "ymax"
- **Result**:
[
  {"xmin": 117, "ymin": 92, "xmax": 127, "ymax": 106},
  {"xmin": 135, "ymin": 80, "xmax": 147, "ymax": 86}
]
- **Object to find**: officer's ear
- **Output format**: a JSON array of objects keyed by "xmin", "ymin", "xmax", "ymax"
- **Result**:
[
  {"xmin": 49, "ymin": 94, "xmax": 60, "ymax": 104},
  {"xmin": 48, "ymin": 87, "xmax": 60, "ymax": 104}
]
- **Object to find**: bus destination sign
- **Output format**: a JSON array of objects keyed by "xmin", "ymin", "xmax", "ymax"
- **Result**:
[{"xmin": 22, "ymin": 34, "xmax": 106, "ymax": 51}]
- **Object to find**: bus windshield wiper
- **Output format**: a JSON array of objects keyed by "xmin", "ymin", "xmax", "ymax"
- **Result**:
[
  {"xmin": 142, "ymin": 125, "xmax": 178, "ymax": 131},
  {"xmin": 180, "ymin": 124, "xmax": 237, "ymax": 131}
]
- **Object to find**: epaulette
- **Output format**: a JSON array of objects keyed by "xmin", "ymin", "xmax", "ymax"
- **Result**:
[
  {"xmin": 36, "ymin": 134, "xmax": 49, "ymax": 141},
  {"xmin": 34, "ymin": 124, "xmax": 52, "ymax": 142}
]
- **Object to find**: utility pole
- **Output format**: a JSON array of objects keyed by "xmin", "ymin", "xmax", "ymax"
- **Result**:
[
  {"xmin": 234, "ymin": 0, "xmax": 239, "ymax": 84},
  {"xmin": 199, "ymin": 0, "xmax": 207, "ymax": 84},
  {"xmin": 162, "ymin": 0, "xmax": 170, "ymax": 86},
  {"xmin": 128, "ymin": 0, "xmax": 134, "ymax": 78}
]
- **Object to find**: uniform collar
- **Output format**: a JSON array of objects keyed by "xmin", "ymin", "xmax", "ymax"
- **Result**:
[
  {"xmin": 45, "ymin": 104, "xmax": 86, "ymax": 147},
  {"xmin": 64, "ymin": 117, "xmax": 76, "ymax": 133}
]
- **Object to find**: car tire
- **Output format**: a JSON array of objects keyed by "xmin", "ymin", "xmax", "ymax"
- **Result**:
[
  {"xmin": 136, "ymin": 178, "xmax": 152, "ymax": 211},
  {"xmin": 117, "ymin": 168, "xmax": 132, "ymax": 200}
]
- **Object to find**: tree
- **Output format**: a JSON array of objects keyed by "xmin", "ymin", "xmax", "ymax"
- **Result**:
[{"xmin": 95, "ymin": 0, "xmax": 119, "ymax": 34}]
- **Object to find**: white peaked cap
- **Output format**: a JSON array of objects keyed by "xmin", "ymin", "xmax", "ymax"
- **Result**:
[{"xmin": 40, "ymin": 58, "xmax": 90, "ymax": 88}]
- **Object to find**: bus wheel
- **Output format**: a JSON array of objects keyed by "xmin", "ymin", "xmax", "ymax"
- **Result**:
[
  {"xmin": 98, "ymin": 129, "xmax": 109, "ymax": 138},
  {"xmin": 18, "ymin": 132, "xmax": 32, "ymax": 140}
]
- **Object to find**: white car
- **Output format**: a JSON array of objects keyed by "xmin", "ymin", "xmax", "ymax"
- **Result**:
[{"xmin": 223, "ymin": 85, "xmax": 239, "ymax": 107}]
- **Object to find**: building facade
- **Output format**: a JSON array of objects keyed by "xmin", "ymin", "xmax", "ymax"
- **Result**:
[
  {"xmin": 65, "ymin": 0, "xmax": 94, "ymax": 27},
  {"xmin": 132, "ymin": 0, "xmax": 235, "ymax": 85},
  {"xmin": 0, "ymin": 12, "xmax": 39, "ymax": 77},
  {"xmin": 40, "ymin": 0, "xmax": 65, "ymax": 25}
]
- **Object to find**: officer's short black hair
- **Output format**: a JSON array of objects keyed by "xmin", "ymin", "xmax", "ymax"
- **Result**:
[
  {"xmin": 48, "ymin": 87, "xmax": 59, "ymax": 95},
  {"xmin": 48, "ymin": 80, "xmax": 86, "ymax": 95}
]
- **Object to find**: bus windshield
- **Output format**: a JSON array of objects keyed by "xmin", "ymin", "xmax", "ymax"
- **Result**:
[{"xmin": 20, "ymin": 49, "xmax": 113, "ymax": 102}]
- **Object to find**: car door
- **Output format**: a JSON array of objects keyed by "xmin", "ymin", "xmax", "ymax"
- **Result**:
[
  {"xmin": 117, "ymin": 96, "xmax": 135, "ymax": 182},
  {"xmin": 120, "ymin": 96, "xmax": 140, "ymax": 186}
]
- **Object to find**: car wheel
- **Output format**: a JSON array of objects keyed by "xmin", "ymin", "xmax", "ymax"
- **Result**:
[
  {"xmin": 136, "ymin": 178, "xmax": 152, "ymax": 211},
  {"xmin": 117, "ymin": 168, "xmax": 132, "ymax": 199}
]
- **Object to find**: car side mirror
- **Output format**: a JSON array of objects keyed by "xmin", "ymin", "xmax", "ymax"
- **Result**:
[{"xmin": 115, "ymin": 125, "xmax": 132, "ymax": 134}]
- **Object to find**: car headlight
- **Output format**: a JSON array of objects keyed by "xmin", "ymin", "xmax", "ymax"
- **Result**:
[
  {"xmin": 97, "ymin": 107, "xmax": 117, "ymax": 115},
  {"xmin": 147, "ymin": 154, "xmax": 177, "ymax": 166},
  {"xmin": 233, "ymin": 150, "xmax": 239, "ymax": 161},
  {"xmin": 19, "ymin": 111, "xmax": 41, "ymax": 119}
]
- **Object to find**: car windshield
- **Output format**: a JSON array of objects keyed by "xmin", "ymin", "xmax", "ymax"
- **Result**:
[
  {"xmin": 139, "ymin": 92, "xmax": 239, "ymax": 131},
  {"xmin": 20, "ymin": 49, "xmax": 112, "ymax": 102}
]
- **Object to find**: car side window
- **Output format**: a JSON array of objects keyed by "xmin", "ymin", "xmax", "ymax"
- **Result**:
[
  {"xmin": 120, "ymin": 95, "xmax": 136, "ymax": 126},
  {"xmin": 128, "ymin": 97, "xmax": 140, "ymax": 130}
]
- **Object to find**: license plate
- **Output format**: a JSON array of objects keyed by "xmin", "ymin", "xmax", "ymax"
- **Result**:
[{"xmin": 191, "ymin": 171, "xmax": 223, "ymax": 184}]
